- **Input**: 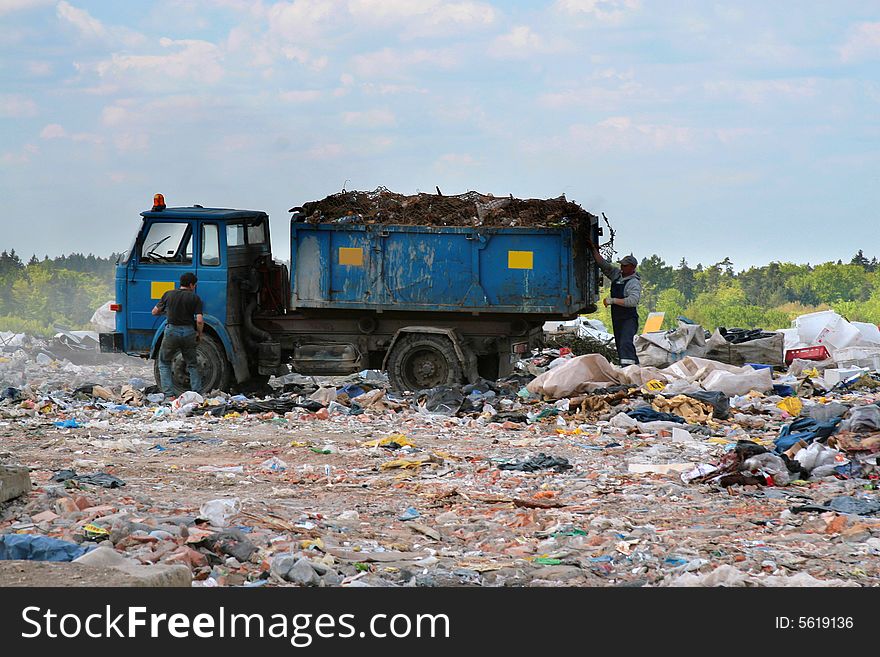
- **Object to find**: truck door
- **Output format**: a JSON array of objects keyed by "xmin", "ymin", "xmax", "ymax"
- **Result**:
[
  {"xmin": 194, "ymin": 222, "xmax": 226, "ymax": 324},
  {"xmin": 126, "ymin": 220, "xmax": 194, "ymax": 353}
]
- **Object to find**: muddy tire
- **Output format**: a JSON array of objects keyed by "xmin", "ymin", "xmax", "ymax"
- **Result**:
[
  {"xmin": 386, "ymin": 334, "xmax": 463, "ymax": 391},
  {"xmin": 153, "ymin": 334, "xmax": 231, "ymax": 395}
]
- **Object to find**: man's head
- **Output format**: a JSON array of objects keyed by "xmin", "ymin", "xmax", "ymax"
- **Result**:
[
  {"xmin": 180, "ymin": 272, "xmax": 197, "ymax": 289},
  {"xmin": 619, "ymin": 254, "xmax": 638, "ymax": 277}
]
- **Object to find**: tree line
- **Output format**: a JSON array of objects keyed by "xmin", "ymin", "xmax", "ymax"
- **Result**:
[
  {"xmin": 591, "ymin": 250, "xmax": 880, "ymax": 333},
  {"xmin": 0, "ymin": 247, "xmax": 878, "ymax": 336},
  {"xmin": 0, "ymin": 250, "xmax": 116, "ymax": 335}
]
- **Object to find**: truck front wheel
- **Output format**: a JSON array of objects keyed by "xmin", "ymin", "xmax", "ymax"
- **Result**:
[
  {"xmin": 386, "ymin": 334, "xmax": 463, "ymax": 391},
  {"xmin": 153, "ymin": 334, "xmax": 231, "ymax": 395}
]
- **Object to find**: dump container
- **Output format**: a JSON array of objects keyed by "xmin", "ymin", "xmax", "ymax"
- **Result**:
[{"xmin": 289, "ymin": 222, "xmax": 597, "ymax": 316}]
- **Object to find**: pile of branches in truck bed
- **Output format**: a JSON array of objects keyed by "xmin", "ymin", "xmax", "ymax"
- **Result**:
[{"xmin": 296, "ymin": 187, "xmax": 597, "ymax": 229}]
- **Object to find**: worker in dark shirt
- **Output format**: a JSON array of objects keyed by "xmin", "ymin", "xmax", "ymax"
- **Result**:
[{"xmin": 152, "ymin": 272, "xmax": 204, "ymax": 397}]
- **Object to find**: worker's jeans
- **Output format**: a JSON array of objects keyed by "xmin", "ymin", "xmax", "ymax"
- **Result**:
[
  {"xmin": 158, "ymin": 325, "xmax": 202, "ymax": 396},
  {"xmin": 612, "ymin": 314, "xmax": 640, "ymax": 366}
]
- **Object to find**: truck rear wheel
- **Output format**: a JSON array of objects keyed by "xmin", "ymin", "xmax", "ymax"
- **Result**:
[
  {"xmin": 386, "ymin": 334, "xmax": 463, "ymax": 391},
  {"xmin": 153, "ymin": 334, "xmax": 231, "ymax": 395}
]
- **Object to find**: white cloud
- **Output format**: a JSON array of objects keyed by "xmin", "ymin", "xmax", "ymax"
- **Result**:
[
  {"xmin": 0, "ymin": 94, "xmax": 38, "ymax": 117},
  {"xmin": 488, "ymin": 26, "xmax": 572, "ymax": 59},
  {"xmin": 57, "ymin": 1, "xmax": 104, "ymax": 39},
  {"xmin": 267, "ymin": 0, "xmax": 340, "ymax": 40},
  {"xmin": 101, "ymin": 105, "xmax": 128, "ymax": 126},
  {"xmin": 27, "ymin": 61, "xmax": 52, "ymax": 76},
  {"xmin": 0, "ymin": 0, "xmax": 53, "ymax": 16},
  {"xmin": 360, "ymin": 82, "xmax": 428, "ymax": 96},
  {"xmin": 279, "ymin": 89, "xmax": 322, "ymax": 103},
  {"xmin": 306, "ymin": 143, "xmax": 345, "ymax": 160},
  {"xmin": 713, "ymin": 127, "xmax": 761, "ymax": 145},
  {"xmin": 100, "ymin": 96, "xmax": 211, "ymax": 154},
  {"xmin": 347, "ymin": 0, "xmax": 497, "ymax": 38},
  {"xmin": 113, "ymin": 132, "xmax": 150, "ymax": 153},
  {"xmin": 94, "ymin": 38, "xmax": 225, "ymax": 86},
  {"xmin": 342, "ymin": 109, "xmax": 396, "ymax": 128},
  {"xmin": 436, "ymin": 153, "xmax": 480, "ymax": 167},
  {"xmin": 554, "ymin": 0, "xmax": 639, "ymax": 24},
  {"xmin": 40, "ymin": 122, "xmax": 103, "ymax": 144},
  {"xmin": 567, "ymin": 116, "xmax": 695, "ymax": 151},
  {"xmin": 40, "ymin": 123, "xmax": 66, "ymax": 139},
  {"xmin": 70, "ymin": 132, "xmax": 103, "ymax": 144},
  {"xmin": 352, "ymin": 47, "xmax": 461, "ymax": 77},
  {"xmin": 704, "ymin": 79, "xmax": 818, "ymax": 104},
  {"xmin": 102, "ymin": 97, "xmax": 209, "ymax": 129},
  {"xmin": 539, "ymin": 76, "xmax": 657, "ymax": 110},
  {"xmin": 1, "ymin": 143, "xmax": 39, "ymax": 165},
  {"xmin": 840, "ymin": 22, "xmax": 880, "ymax": 62},
  {"xmin": 109, "ymin": 171, "xmax": 133, "ymax": 184},
  {"xmin": 56, "ymin": 0, "xmax": 145, "ymax": 47}
]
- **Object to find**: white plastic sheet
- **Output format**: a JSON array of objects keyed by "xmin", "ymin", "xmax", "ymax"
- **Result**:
[
  {"xmin": 90, "ymin": 301, "xmax": 116, "ymax": 332},
  {"xmin": 700, "ymin": 366, "xmax": 773, "ymax": 396}
]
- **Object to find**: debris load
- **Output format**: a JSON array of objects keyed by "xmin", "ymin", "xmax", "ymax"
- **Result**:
[{"xmin": 297, "ymin": 187, "xmax": 598, "ymax": 230}]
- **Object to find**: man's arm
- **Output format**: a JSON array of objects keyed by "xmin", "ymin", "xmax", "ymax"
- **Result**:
[
  {"xmin": 586, "ymin": 238, "xmax": 618, "ymax": 281},
  {"xmin": 616, "ymin": 277, "xmax": 641, "ymax": 307},
  {"xmin": 152, "ymin": 292, "xmax": 167, "ymax": 316},
  {"xmin": 194, "ymin": 296, "xmax": 204, "ymax": 341}
]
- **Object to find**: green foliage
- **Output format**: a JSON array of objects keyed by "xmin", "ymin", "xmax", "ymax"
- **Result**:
[
  {"xmin": 0, "ymin": 252, "xmax": 114, "ymax": 332},
  {"xmin": 591, "ymin": 252, "xmax": 880, "ymax": 332}
]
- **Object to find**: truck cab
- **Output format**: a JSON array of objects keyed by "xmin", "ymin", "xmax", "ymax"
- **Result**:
[{"xmin": 100, "ymin": 195, "xmax": 281, "ymax": 393}]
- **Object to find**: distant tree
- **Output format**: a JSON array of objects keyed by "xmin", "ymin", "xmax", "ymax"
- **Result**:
[
  {"xmin": 639, "ymin": 255, "xmax": 674, "ymax": 290},
  {"xmin": 851, "ymin": 250, "xmax": 870, "ymax": 269},
  {"xmin": 673, "ymin": 258, "xmax": 696, "ymax": 301}
]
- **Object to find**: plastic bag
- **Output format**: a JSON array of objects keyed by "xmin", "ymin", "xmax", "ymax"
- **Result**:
[
  {"xmin": 841, "ymin": 404, "xmax": 880, "ymax": 433},
  {"xmin": 794, "ymin": 443, "xmax": 840, "ymax": 473},
  {"xmin": 198, "ymin": 498, "xmax": 241, "ymax": 527},
  {"xmin": 260, "ymin": 457, "xmax": 288, "ymax": 472},
  {"xmin": 743, "ymin": 453, "xmax": 790, "ymax": 485},
  {"xmin": 172, "ymin": 391, "xmax": 204, "ymax": 416},
  {"xmin": 701, "ymin": 367, "xmax": 773, "ymax": 396},
  {"xmin": 805, "ymin": 402, "xmax": 848, "ymax": 422}
]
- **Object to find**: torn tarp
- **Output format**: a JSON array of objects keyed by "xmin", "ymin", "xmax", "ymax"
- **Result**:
[{"xmin": 50, "ymin": 469, "xmax": 126, "ymax": 488}]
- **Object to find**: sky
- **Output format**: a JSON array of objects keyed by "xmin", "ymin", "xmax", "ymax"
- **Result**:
[{"xmin": 1, "ymin": 0, "xmax": 879, "ymax": 270}]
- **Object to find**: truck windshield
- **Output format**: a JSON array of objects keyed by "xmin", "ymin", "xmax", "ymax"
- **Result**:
[{"xmin": 141, "ymin": 222, "xmax": 192, "ymax": 264}]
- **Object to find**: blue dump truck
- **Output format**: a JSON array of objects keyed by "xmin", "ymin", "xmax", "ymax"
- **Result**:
[{"xmin": 100, "ymin": 190, "xmax": 602, "ymax": 392}]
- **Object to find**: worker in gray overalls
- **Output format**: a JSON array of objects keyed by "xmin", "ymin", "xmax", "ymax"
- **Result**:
[{"xmin": 586, "ymin": 241, "xmax": 642, "ymax": 365}]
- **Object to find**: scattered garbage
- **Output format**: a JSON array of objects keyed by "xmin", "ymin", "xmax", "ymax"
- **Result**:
[
  {"xmin": 50, "ymin": 469, "xmax": 126, "ymax": 488},
  {"xmin": 198, "ymin": 499, "xmax": 242, "ymax": 527},
  {"xmin": 2, "ymin": 329, "xmax": 880, "ymax": 588},
  {"xmin": 0, "ymin": 535, "xmax": 91, "ymax": 562},
  {"xmin": 498, "ymin": 453, "xmax": 572, "ymax": 473}
]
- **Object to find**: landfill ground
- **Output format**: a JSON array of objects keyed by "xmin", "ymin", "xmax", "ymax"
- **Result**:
[{"xmin": 1, "ymin": 349, "xmax": 879, "ymax": 588}]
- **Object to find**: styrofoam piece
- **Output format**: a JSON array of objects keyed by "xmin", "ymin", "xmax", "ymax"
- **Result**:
[
  {"xmin": 818, "ymin": 319, "xmax": 861, "ymax": 352},
  {"xmin": 852, "ymin": 322, "xmax": 880, "ymax": 346},
  {"xmin": 777, "ymin": 328, "xmax": 803, "ymax": 351},
  {"xmin": 794, "ymin": 310, "xmax": 838, "ymax": 345},
  {"xmin": 824, "ymin": 366, "xmax": 868, "ymax": 387}
]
